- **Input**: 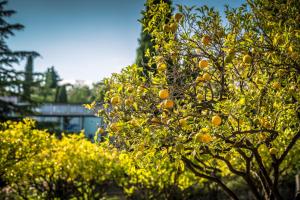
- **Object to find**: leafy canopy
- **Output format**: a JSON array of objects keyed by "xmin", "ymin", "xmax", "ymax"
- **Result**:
[{"xmin": 94, "ymin": 0, "xmax": 300, "ymax": 199}]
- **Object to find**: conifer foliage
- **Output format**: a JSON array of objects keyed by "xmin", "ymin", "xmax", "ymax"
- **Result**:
[{"xmin": 0, "ymin": 1, "xmax": 39, "ymax": 119}]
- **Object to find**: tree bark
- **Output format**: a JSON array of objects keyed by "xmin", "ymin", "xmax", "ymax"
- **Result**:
[
  {"xmin": 182, "ymin": 157, "xmax": 240, "ymax": 200},
  {"xmin": 295, "ymin": 173, "xmax": 300, "ymax": 200}
]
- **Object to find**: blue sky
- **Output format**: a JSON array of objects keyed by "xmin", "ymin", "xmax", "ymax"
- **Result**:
[{"xmin": 7, "ymin": 0, "xmax": 244, "ymax": 84}]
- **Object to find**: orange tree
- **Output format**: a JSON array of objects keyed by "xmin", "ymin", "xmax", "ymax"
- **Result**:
[{"xmin": 95, "ymin": 0, "xmax": 300, "ymax": 199}]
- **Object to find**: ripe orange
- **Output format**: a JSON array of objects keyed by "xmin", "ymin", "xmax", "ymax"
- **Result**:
[
  {"xmin": 159, "ymin": 89, "xmax": 169, "ymax": 99},
  {"xmin": 288, "ymin": 46, "xmax": 293, "ymax": 54},
  {"xmin": 126, "ymin": 86, "xmax": 134, "ymax": 93},
  {"xmin": 97, "ymin": 127, "xmax": 104, "ymax": 134},
  {"xmin": 195, "ymin": 133, "xmax": 212, "ymax": 143},
  {"xmin": 198, "ymin": 59, "xmax": 209, "ymax": 68},
  {"xmin": 202, "ymin": 134, "xmax": 213, "ymax": 143},
  {"xmin": 111, "ymin": 96, "xmax": 121, "ymax": 106},
  {"xmin": 272, "ymin": 82, "xmax": 281, "ymax": 90},
  {"xmin": 164, "ymin": 99, "xmax": 174, "ymax": 109},
  {"xmin": 243, "ymin": 54, "xmax": 252, "ymax": 64},
  {"xmin": 202, "ymin": 73, "xmax": 211, "ymax": 81},
  {"xmin": 157, "ymin": 63, "xmax": 167, "ymax": 72},
  {"xmin": 212, "ymin": 115, "xmax": 222, "ymax": 126},
  {"xmin": 196, "ymin": 76, "xmax": 203, "ymax": 82}
]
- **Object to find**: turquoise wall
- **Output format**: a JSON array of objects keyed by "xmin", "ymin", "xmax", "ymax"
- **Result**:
[{"xmin": 83, "ymin": 117, "xmax": 103, "ymax": 138}]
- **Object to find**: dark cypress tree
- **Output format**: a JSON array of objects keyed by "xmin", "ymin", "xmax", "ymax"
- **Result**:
[
  {"xmin": 40, "ymin": 66, "xmax": 61, "ymax": 102},
  {"xmin": 135, "ymin": 0, "xmax": 172, "ymax": 75},
  {"xmin": 55, "ymin": 85, "xmax": 68, "ymax": 103},
  {"xmin": 45, "ymin": 66, "xmax": 60, "ymax": 89},
  {"xmin": 0, "ymin": 0, "xmax": 39, "ymax": 119},
  {"xmin": 22, "ymin": 55, "xmax": 33, "ymax": 100}
]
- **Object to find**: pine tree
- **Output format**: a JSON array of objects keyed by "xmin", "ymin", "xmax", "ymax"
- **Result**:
[
  {"xmin": 0, "ymin": 0, "xmax": 39, "ymax": 119},
  {"xmin": 135, "ymin": 0, "xmax": 172, "ymax": 75}
]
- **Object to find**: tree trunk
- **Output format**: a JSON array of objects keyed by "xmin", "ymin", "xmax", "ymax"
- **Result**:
[{"xmin": 295, "ymin": 173, "xmax": 300, "ymax": 200}]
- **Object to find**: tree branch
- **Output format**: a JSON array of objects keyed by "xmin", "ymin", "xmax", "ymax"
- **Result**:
[
  {"xmin": 182, "ymin": 156, "xmax": 240, "ymax": 200},
  {"xmin": 277, "ymin": 131, "xmax": 300, "ymax": 165}
]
